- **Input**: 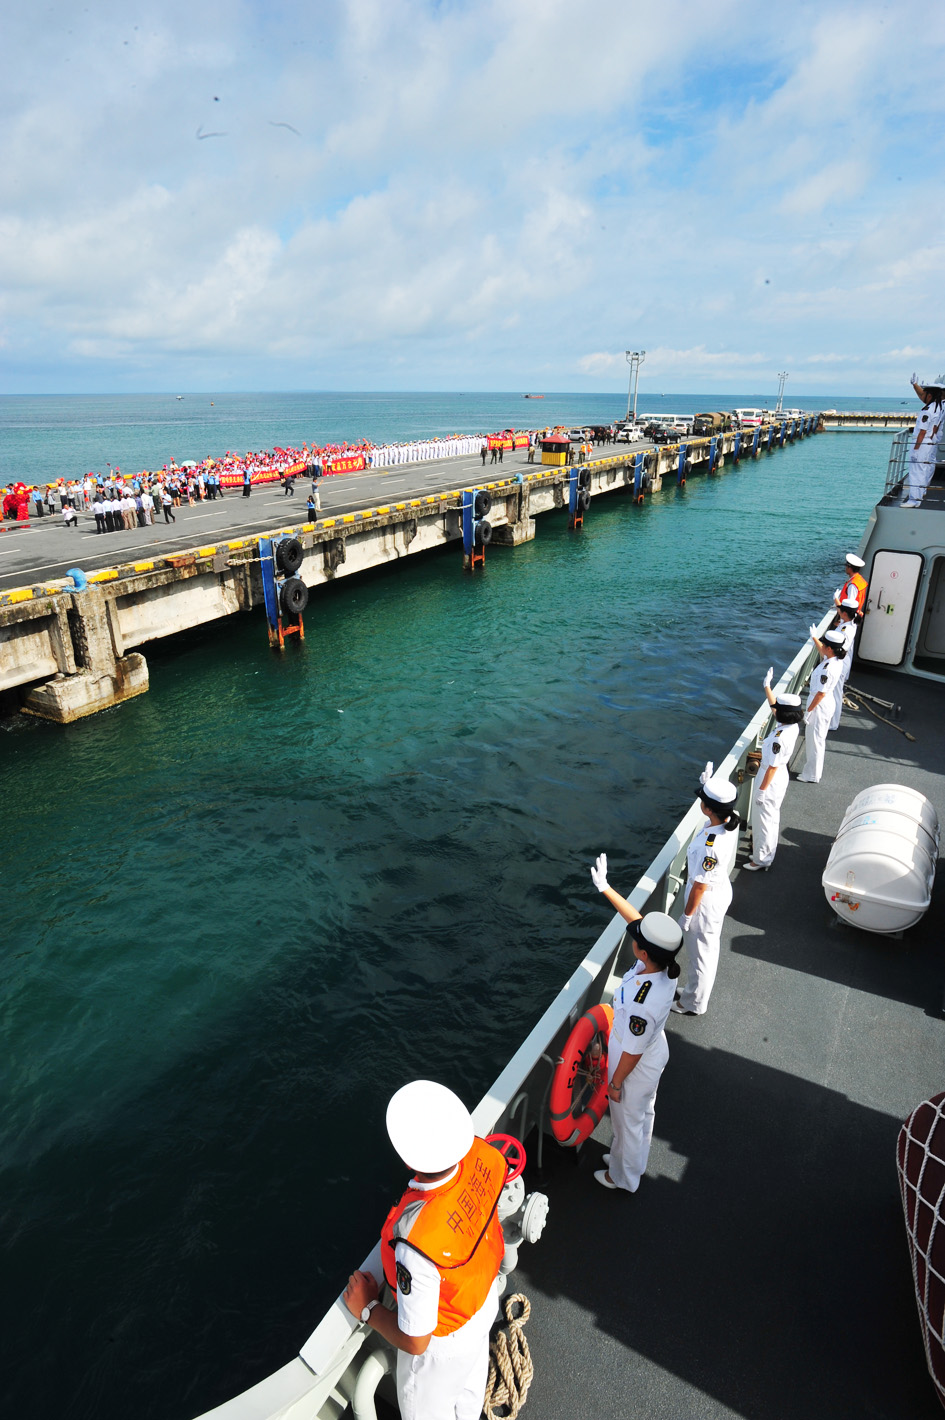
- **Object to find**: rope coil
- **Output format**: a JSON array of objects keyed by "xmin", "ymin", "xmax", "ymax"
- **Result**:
[{"xmin": 483, "ymin": 1293, "xmax": 534, "ymax": 1419}]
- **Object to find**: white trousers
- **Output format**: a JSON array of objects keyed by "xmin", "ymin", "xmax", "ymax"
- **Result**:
[
  {"xmin": 607, "ymin": 1030, "xmax": 669, "ymax": 1191},
  {"xmin": 752, "ymin": 766, "xmax": 790, "ymax": 866},
  {"xmin": 397, "ymin": 1284, "xmax": 498, "ymax": 1420},
  {"xmin": 798, "ymin": 704, "xmax": 831, "ymax": 782},
  {"xmin": 829, "ymin": 655, "xmax": 853, "ymax": 731},
  {"xmin": 906, "ymin": 454, "xmax": 936, "ymax": 503},
  {"xmin": 678, "ymin": 879, "xmax": 733, "ymax": 1014}
]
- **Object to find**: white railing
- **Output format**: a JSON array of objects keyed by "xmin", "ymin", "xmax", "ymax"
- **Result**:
[{"xmin": 196, "ymin": 616, "xmax": 832, "ymax": 1420}]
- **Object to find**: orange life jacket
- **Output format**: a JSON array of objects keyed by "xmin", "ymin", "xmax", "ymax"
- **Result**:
[
  {"xmin": 381, "ymin": 1137, "xmax": 506, "ymax": 1336},
  {"xmin": 842, "ymin": 571, "xmax": 868, "ymax": 609}
]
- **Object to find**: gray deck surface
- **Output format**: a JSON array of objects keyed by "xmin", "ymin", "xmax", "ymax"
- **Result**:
[
  {"xmin": 511, "ymin": 668, "xmax": 944, "ymax": 1419},
  {"xmin": 0, "ymin": 443, "xmax": 647, "ymax": 593}
]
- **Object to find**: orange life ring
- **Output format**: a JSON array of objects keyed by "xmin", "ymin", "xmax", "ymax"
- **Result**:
[{"xmin": 549, "ymin": 1003, "xmax": 614, "ymax": 1147}]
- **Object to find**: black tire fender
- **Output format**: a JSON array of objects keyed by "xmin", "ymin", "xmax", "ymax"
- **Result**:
[
  {"xmin": 280, "ymin": 576, "xmax": 309, "ymax": 616},
  {"xmin": 578, "ymin": 489, "xmax": 591, "ymax": 512},
  {"xmin": 474, "ymin": 490, "xmax": 492, "ymax": 517},
  {"xmin": 276, "ymin": 537, "xmax": 304, "ymax": 574},
  {"xmin": 475, "ymin": 518, "xmax": 492, "ymax": 546},
  {"xmin": 577, "ymin": 468, "xmax": 591, "ymax": 489}
]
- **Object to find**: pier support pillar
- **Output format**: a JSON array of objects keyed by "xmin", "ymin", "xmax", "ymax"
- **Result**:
[
  {"xmin": 491, "ymin": 481, "xmax": 536, "ymax": 547},
  {"xmin": 22, "ymin": 587, "xmax": 149, "ymax": 724}
]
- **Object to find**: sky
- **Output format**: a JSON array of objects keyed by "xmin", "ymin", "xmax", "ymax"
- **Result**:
[{"xmin": 2, "ymin": 0, "xmax": 944, "ymax": 396}]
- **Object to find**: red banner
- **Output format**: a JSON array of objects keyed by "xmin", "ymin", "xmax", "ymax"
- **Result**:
[
  {"xmin": 487, "ymin": 433, "xmax": 530, "ymax": 450},
  {"xmin": 328, "ymin": 453, "xmax": 366, "ymax": 474},
  {"xmin": 219, "ymin": 470, "xmax": 282, "ymax": 488}
]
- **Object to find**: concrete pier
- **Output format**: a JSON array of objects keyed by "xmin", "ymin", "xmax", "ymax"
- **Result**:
[{"xmin": 0, "ymin": 418, "xmax": 819, "ymax": 722}]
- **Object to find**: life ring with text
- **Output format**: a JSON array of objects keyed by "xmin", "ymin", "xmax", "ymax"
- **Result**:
[{"xmin": 549, "ymin": 1003, "xmax": 614, "ymax": 1147}]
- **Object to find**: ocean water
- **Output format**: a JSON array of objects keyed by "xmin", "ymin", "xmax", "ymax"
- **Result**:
[{"xmin": 0, "ymin": 395, "xmax": 893, "ymax": 1420}]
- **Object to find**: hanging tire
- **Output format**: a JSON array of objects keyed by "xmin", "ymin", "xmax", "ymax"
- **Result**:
[
  {"xmin": 549, "ymin": 1003, "xmax": 614, "ymax": 1147},
  {"xmin": 280, "ymin": 576, "xmax": 308, "ymax": 616},
  {"xmin": 276, "ymin": 537, "xmax": 303, "ymax": 574},
  {"xmin": 578, "ymin": 468, "xmax": 591, "ymax": 489},
  {"xmin": 474, "ymin": 490, "xmax": 492, "ymax": 517},
  {"xmin": 578, "ymin": 489, "xmax": 591, "ymax": 512},
  {"xmin": 475, "ymin": 519, "xmax": 492, "ymax": 546}
]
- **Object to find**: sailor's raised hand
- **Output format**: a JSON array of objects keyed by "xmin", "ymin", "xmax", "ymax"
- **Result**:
[
  {"xmin": 809, "ymin": 624, "xmax": 818, "ymax": 642},
  {"xmin": 591, "ymin": 853, "xmax": 609, "ymax": 893},
  {"xmin": 699, "ymin": 761, "xmax": 713, "ymax": 786},
  {"xmin": 763, "ymin": 667, "xmax": 773, "ymax": 689}
]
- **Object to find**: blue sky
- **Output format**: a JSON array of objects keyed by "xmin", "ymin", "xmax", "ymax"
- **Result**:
[{"xmin": 2, "ymin": 0, "xmax": 943, "ymax": 395}]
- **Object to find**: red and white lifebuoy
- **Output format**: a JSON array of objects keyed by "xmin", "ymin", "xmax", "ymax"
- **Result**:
[{"xmin": 549, "ymin": 1003, "xmax": 614, "ymax": 1147}]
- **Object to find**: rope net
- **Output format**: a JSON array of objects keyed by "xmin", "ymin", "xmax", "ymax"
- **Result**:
[{"xmin": 896, "ymin": 1091, "xmax": 945, "ymax": 1410}]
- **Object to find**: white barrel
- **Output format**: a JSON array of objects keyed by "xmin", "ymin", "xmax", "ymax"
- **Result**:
[
  {"xmin": 823, "ymin": 783, "xmax": 938, "ymax": 934},
  {"xmin": 838, "ymin": 783, "xmax": 939, "ymax": 847}
]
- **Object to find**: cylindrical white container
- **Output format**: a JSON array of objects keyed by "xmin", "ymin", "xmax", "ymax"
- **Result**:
[
  {"xmin": 822, "ymin": 784, "xmax": 939, "ymax": 934},
  {"xmin": 839, "ymin": 784, "xmax": 940, "ymax": 847}
]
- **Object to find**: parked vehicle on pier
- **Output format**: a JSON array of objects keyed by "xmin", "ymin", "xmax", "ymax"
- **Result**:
[
  {"xmin": 732, "ymin": 408, "xmax": 765, "ymax": 428},
  {"xmin": 692, "ymin": 411, "xmax": 734, "ymax": 435},
  {"xmin": 614, "ymin": 422, "xmax": 647, "ymax": 442}
]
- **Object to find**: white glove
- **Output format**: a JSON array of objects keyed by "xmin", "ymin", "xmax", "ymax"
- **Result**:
[
  {"xmin": 590, "ymin": 853, "xmax": 609, "ymax": 893},
  {"xmin": 699, "ymin": 761, "xmax": 713, "ymax": 786},
  {"xmin": 809, "ymin": 624, "xmax": 818, "ymax": 641},
  {"xmin": 763, "ymin": 667, "xmax": 773, "ymax": 689},
  {"xmin": 680, "ymin": 914, "xmax": 693, "ymax": 932}
]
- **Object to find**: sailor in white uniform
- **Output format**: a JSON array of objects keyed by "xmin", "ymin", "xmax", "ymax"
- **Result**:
[
  {"xmin": 829, "ymin": 597, "xmax": 861, "ymax": 730},
  {"xmin": 903, "ymin": 376, "xmax": 945, "ymax": 507},
  {"xmin": 745, "ymin": 674, "xmax": 803, "ymax": 871},
  {"xmin": 797, "ymin": 628, "xmax": 846, "ymax": 783},
  {"xmin": 672, "ymin": 772, "xmax": 739, "ymax": 1016},
  {"xmin": 589, "ymin": 853, "xmax": 683, "ymax": 1193}
]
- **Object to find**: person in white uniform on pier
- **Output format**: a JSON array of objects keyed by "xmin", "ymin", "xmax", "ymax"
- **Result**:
[
  {"xmin": 903, "ymin": 376, "xmax": 945, "ymax": 507},
  {"xmin": 588, "ymin": 852, "xmax": 683, "ymax": 1193},
  {"xmin": 745, "ymin": 676, "xmax": 803, "ymax": 872},
  {"xmin": 829, "ymin": 596, "xmax": 861, "ymax": 730},
  {"xmin": 672, "ymin": 772, "xmax": 739, "ymax": 1016},
  {"xmin": 797, "ymin": 628, "xmax": 846, "ymax": 783}
]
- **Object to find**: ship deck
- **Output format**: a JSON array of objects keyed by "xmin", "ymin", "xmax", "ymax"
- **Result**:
[{"xmin": 511, "ymin": 667, "xmax": 945, "ymax": 1419}]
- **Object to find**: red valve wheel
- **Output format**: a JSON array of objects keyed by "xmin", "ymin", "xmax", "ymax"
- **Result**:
[{"xmin": 486, "ymin": 1133, "xmax": 526, "ymax": 1181}]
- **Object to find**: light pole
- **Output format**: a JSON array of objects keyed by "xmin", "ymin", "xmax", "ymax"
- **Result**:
[
  {"xmin": 625, "ymin": 350, "xmax": 645, "ymax": 422},
  {"xmin": 776, "ymin": 371, "xmax": 788, "ymax": 414}
]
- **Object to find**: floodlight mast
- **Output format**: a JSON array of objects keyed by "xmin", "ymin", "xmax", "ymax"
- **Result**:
[
  {"xmin": 626, "ymin": 351, "xmax": 646, "ymax": 422},
  {"xmin": 776, "ymin": 371, "xmax": 788, "ymax": 414}
]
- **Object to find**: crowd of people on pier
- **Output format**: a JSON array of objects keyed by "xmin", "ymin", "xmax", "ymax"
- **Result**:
[{"xmin": 2, "ymin": 427, "xmax": 565, "ymax": 534}]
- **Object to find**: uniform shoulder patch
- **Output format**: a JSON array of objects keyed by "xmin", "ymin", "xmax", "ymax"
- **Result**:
[
  {"xmin": 629, "ymin": 1015, "xmax": 647, "ymax": 1037},
  {"xmin": 772, "ymin": 741, "xmax": 781, "ymax": 754},
  {"xmin": 633, "ymin": 979, "xmax": 652, "ymax": 1004},
  {"xmin": 396, "ymin": 1261, "xmax": 412, "ymax": 1295}
]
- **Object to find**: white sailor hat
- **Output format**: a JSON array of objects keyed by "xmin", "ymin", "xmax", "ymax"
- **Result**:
[
  {"xmin": 775, "ymin": 692, "xmax": 802, "ymax": 707},
  {"xmin": 630, "ymin": 911, "xmax": 683, "ymax": 953},
  {"xmin": 824, "ymin": 628, "xmax": 845, "ymax": 646},
  {"xmin": 840, "ymin": 594, "xmax": 860, "ymax": 610},
  {"xmin": 386, "ymin": 1080, "xmax": 474, "ymax": 1173},
  {"xmin": 844, "ymin": 553, "xmax": 865, "ymax": 568},
  {"xmin": 700, "ymin": 774, "xmax": 737, "ymax": 808}
]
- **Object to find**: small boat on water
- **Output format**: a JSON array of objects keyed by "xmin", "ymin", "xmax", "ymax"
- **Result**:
[
  {"xmin": 523, "ymin": 394, "xmax": 544, "ymax": 399},
  {"xmin": 197, "ymin": 432, "xmax": 945, "ymax": 1420}
]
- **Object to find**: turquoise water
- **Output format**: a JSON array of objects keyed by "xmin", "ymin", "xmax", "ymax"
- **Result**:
[
  {"xmin": 0, "ymin": 390, "xmax": 912, "ymax": 485},
  {"xmin": 0, "ymin": 401, "xmax": 892, "ymax": 1419}
]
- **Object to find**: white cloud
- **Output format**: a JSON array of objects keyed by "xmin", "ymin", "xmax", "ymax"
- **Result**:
[{"xmin": 1, "ymin": 0, "xmax": 944, "ymax": 391}]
